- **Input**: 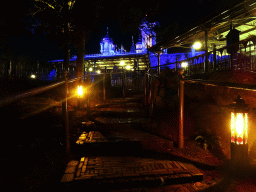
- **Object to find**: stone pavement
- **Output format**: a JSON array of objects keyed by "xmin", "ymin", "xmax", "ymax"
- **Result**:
[{"xmin": 60, "ymin": 95, "xmax": 204, "ymax": 191}]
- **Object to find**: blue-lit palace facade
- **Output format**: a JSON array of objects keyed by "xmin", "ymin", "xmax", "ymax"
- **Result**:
[{"xmin": 47, "ymin": 18, "xmax": 205, "ymax": 80}]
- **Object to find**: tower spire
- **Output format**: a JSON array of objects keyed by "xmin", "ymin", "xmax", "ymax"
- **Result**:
[{"xmin": 130, "ymin": 36, "xmax": 136, "ymax": 53}]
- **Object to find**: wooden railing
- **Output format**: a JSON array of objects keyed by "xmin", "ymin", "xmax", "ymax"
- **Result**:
[{"xmin": 0, "ymin": 69, "xmax": 147, "ymax": 155}]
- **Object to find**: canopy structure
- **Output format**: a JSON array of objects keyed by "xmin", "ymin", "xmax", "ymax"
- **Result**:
[{"xmin": 150, "ymin": 0, "xmax": 256, "ymax": 53}]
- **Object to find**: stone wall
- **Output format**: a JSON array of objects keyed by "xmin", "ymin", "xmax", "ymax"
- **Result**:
[{"xmin": 185, "ymin": 71, "xmax": 256, "ymax": 108}]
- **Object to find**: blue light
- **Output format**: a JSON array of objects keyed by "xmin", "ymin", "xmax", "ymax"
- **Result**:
[{"xmin": 48, "ymin": 69, "xmax": 56, "ymax": 81}]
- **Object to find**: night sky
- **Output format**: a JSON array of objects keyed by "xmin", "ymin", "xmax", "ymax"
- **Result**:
[{"xmin": 0, "ymin": 0, "xmax": 245, "ymax": 62}]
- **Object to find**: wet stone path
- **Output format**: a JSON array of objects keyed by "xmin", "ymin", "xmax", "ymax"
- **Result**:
[{"xmin": 60, "ymin": 95, "xmax": 204, "ymax": 191}]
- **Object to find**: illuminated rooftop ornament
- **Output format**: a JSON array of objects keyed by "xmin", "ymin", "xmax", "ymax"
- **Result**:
[
  {"xmin": 100, "ymin": 27, "xmax": 115, "ymax": 55},
  {"xmin": 137, "ymin": 16, "xmax": 158, "ymax": 53}
]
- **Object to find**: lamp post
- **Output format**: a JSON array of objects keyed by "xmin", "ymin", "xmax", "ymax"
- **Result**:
[
  {"xmin": 181, "ymin": 61, "xmax": 188, "ymax": 75},
  {"xmin": 230, "ymin": 95, "xmax": 249, "ymax": 166},
  {"xmin": 77, "ymin": 84, "xmax": 84, "ymax": 98},
  {"xmin": 77, "ymin": 81, "xmax": 85, "ymax": 109}
]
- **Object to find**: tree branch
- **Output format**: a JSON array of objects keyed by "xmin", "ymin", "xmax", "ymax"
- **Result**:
[{"xmin": 34, "ymin": 0, "xmax": 56, "ymax": 10}]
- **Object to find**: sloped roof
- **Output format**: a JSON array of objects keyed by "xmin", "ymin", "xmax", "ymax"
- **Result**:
[{"xmin": 150, "ymin": 0, "xmax": 256, "ymax": 52}]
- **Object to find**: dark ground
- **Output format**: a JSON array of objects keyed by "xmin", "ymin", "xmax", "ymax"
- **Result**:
[{"xmin": 1, "ymin": 73, "xmax": 256, "ymax": 191}]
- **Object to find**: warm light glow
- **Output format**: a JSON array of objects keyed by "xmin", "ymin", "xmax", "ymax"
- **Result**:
[
  {"xmin": 31, "ymin": 74, "xmax": 36, "ymax": 79},
  {"xmin": 89, "ymin": 67, "xmax": 93, "ymax": 72},
  {"xmin": 97, "ymin": 70, "xmax": 101, "ymax": 74},
  {"xmin": 120, "ymin": 61, "xmax": 125, "ymax": 66},
  {"xmin": 193, "ymin": 42, "xmax": 202, "ymax": 49},
  {"xmin": 231, "ymin": 112, "xmax": 248, "ymax": 144},
  {"xmin": 126, "ymin": 65, "xmax": 131, "ymax": 70},
  {"xmin": 245, "ymin": 113, "xmax": 248, "ymax": 143},
  {"xmin": 181, "ymin": 62, "xmax": 188, "ymax": 68},
  {"xmin": 236, "ymin": 113, "xmax": 244, "ymax": 135},
  {"xmin": 77, "ymin": 85, "xmax": 84, "ymax": 98}
]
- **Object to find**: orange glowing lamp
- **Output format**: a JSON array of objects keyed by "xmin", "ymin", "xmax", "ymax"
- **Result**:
[
  {"xmin": 230, "ymin": 95, "xmax": 249, "ymax": 145},
  {"xmin": 231, "ymin": 111, "xmax": 248, "ymax": 145},
  {"xmin": 77, "ymin": 85, "xmax": 84, "ymax": 98},
  {"xmin": 230, "ymin": 95, "xmax": 249, "ymax": 165}
]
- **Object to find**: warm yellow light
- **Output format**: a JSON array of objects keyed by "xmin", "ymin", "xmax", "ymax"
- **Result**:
[
  {"xmin": 31, "ymin": 74, "xmax": 36, "ymax": 79},
  {"xmin": 126, "ymin": 65, "xmax": 131, "ymax": 70},
  {"xmin": 89, "ymin": 67, "xmax": 93, "ymax": 72},
  {"xmin": 231, "ymin": 112, "xmax": 235, "ymax": 143},
  {"xmin": 236, "ymin": 113, "xmax": 244, "ymax": 135},
  {"xmin": 120, "ymin": 61, "xmax": 125, "ymax": 66},
  {"xmin": 77, "ymin": 85, "xmax": 84, "ymax": 98},
  {"xmin": 181, "ymin": 62, "xmax": 188, "ymax": 68},
  {"xmin": 97, "ymin": 70, "xmax": 101, "ymax": 74},
  {"xmin": 231, "ymin": 112, "xmax": 248, "ymax": 144},
  {"xmin": 193, "ymin": 42, "xmax": 202, "ymax": 49}
]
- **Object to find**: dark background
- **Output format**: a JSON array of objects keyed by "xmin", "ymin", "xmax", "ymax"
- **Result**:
[{"xmin": 0, "ymin": 0, "xmax": 245, "ymax": 62}]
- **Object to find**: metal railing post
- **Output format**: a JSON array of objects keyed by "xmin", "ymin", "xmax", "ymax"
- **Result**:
[
  {"xmin": 175, "ymin": 58, "xmax": 178, "ymax": 72},
  {"xmin": 179, "ymin": 80, "xmax": 184, "ymax": 149},
  {"xmin": 149, "ymin": 72, "xmax": 154, "ymax": 117},
  {"xmin": 103, "ymin": 66, "xmax": 106, "ymax": 101},
  {"xmin": 144, "ymin": 70, "xmax": 148, "ymax": 105},
  {"xmin": 122, "ymin": 67, "xmax": 126, "ymax": 97}
]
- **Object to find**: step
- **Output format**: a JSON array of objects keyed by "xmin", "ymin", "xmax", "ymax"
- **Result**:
[
  {"xmin": 94, "ymin": 102, "xmax": 144, "ymax": 108},
  {"xmin": 60, "ymin": 156, "xmax": 203, "ymax": 190}
]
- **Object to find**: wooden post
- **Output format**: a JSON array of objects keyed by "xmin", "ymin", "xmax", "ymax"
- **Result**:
[
  {"xmin": 179, "ymin": 80, "xmax": 184, "ymax": 149},
  {"xmin": 64, "ymin": 71, "xmax": 70, "ymax": 154},
  {"xmin": 63, "ymin": 1, "xmax": 70, "ymax": 155},
  {"xmin": 175, "ymin": 58, "xmax": 178, "ymax": 72},
  {"xmin": 213, "ymin": 44, "xmax": 217, "ymax": 71}
]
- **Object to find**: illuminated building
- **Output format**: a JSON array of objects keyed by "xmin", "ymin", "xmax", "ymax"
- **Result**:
[
  {"xmin": 100, "ymin": 27, "xmax": 116, "ymax": 55},
  {"xmin": 48, "ymin": 17, "xmax": 204, "ymax": 80}
]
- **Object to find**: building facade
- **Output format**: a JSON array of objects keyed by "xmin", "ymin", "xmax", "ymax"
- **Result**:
[{"xmin": 47, "ymin": 17, "xmax": 204, "ymax": 80}]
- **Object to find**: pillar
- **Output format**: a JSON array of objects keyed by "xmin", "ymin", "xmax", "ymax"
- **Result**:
[
  {"xmin": 204, "ymin": 28, "xmax": 209, "ymax": 73},
  {"xmin": 157, "ymin": 52, "xmax": 160, "ymax": 76}
]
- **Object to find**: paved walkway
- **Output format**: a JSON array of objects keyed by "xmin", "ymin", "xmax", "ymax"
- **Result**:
[{"xmin": 60, "ymin": 95, "xmax": 204, "ymax": 191}]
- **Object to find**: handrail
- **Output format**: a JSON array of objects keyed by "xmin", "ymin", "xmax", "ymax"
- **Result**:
[
  {"xmin": 0, "ymin": 80, "xmax": 65, "ymax": 107},
  {"xmin": 184, "ymin": 78, "xmax": 256, "ymax": 91},
  {"xmin": 0, "ymin": 69, "xmax": 148, "ymax": 156},
  {"xmin": 0, "ymin": 70, "xmax": 148, "ymax": 107}
]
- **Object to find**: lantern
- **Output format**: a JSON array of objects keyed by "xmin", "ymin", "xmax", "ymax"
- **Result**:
[
  {"xmin": 77, "ymin": 85, "xmax": 84, "ymax": 98},
  {"xmin": 230, "ymin": 95, "xmax": 249, "ymax": 165}
]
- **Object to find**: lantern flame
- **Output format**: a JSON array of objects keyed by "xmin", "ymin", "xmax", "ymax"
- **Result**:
[
  {"xmin": 236, "ymin": 113, "xmax": 244, "ymax": 135},
  {"xmin": 231, "ymin": 112, "xmax": 248, "ymax": 145},
  {"xmin": 77, "ymin": 85, "xmax": 84, "ymax": 98}
]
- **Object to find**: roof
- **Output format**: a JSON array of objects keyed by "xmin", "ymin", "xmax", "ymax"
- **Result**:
[
  {"xmin": 149, "ymin": 0, "xmax": 256, "ymax": 53},
  {"xmin": 48, "ymin": 52, "xmax": 147, "ymax": 63}
]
